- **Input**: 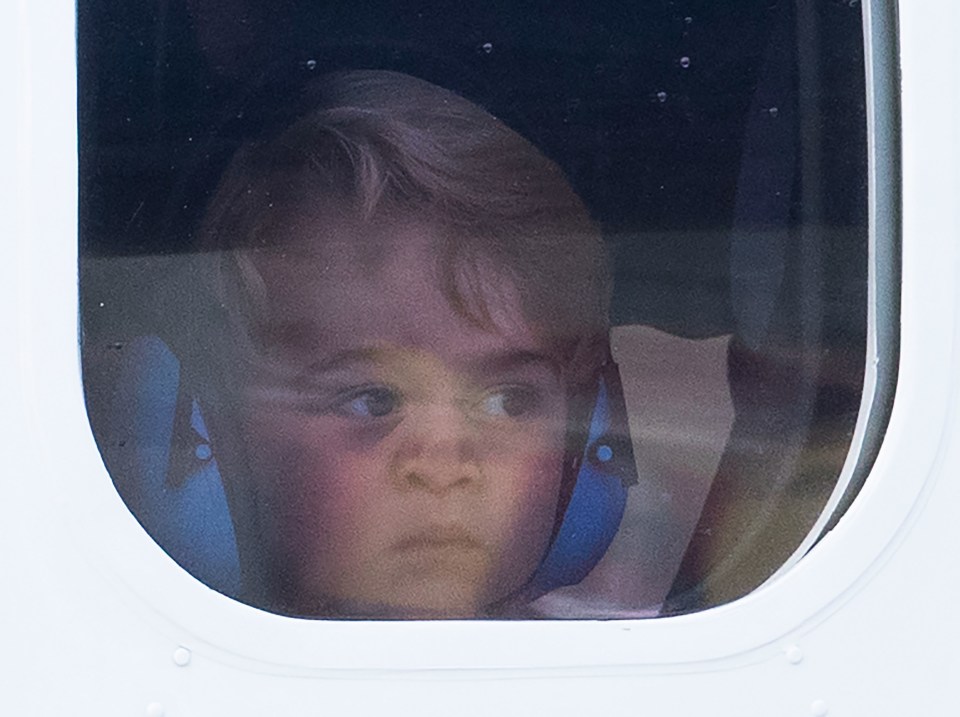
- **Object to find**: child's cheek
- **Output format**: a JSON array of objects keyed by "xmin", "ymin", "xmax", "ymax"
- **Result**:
[
  {"xmin": 479, "ymin": 425, "xmax": 567, "ymax": 599},
  {"xmin": 340, "ymin": 418, "xmax": 401, "ymax": 451},
  {"xmin": 244, "ymin": 416, "xmax": 381, "ymax": 555}
]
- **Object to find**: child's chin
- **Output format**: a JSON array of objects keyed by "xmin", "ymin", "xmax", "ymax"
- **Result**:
[{"xmin": 334, "ymin": 581, "xmax": 491, "ymax": 620}]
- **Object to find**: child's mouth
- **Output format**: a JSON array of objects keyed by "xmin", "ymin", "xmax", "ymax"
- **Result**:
[{"xmin": 393, "ymin": 525, "xmax": 484, "ymax": 553}]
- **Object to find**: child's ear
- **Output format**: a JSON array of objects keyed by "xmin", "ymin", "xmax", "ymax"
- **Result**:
[
  {"xmin": 163, "ymin": 382, "xmax": 207, "ymax": 490},
  {"xmin": 525, "ymin": 361, "xmax": 636, "ymax": 599}
]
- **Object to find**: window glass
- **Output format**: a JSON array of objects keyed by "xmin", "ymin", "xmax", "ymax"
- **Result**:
[{"xmin": 80, "ymin": 0, "xmax": 874, "ymax": 619}]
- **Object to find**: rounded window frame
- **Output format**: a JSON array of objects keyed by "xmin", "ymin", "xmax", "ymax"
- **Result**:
[{"xmin": 13, "ymin": 0, "xmax": 957, "ymax": 676}]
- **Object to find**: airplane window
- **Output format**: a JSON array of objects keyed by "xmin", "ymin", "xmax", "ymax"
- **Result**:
[{"xmin": 79, "ymin": 0, "xmax": 883, "ymax": 619}]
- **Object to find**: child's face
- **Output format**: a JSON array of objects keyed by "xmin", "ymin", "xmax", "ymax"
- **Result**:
[{"xmin": 228, "ymin": 216, "xmax": 568, "ymax": 618}]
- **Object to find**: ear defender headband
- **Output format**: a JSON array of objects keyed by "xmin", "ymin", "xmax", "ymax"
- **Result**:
[{"xmin": 109, "ymin": 336, "xmax": 637, "ymax": 608}]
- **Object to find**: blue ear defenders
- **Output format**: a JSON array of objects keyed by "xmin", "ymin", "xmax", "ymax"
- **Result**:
[
  {"xmin": 105, "ymin": 336, "xmax": 241, "ymax": 597},
  {"xmin": 108, "ymin": 336, "xmax": 637, "ymax": 604}
]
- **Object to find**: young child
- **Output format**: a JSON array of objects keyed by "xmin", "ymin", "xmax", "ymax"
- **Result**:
[{"xmin": 176, "ymin": 70, "xmax": 613, "ymax": 618}]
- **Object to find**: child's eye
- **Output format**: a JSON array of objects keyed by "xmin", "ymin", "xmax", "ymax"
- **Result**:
[
  {"xmin": 478, "ymin": 385, "xmax": 543, "ymax": 419},
  {"xmin": 333, "ymin": 386, "xmax": 402, "ymax": 418}
]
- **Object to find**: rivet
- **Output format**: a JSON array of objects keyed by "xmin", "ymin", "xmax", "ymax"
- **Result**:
[
  {"xmin": 146, "ymin": 702, "xmax": 165, "ymax": 717},
  {"xmin": 785, "ymin": 645, "xmax": 804, "ymax": 664},
  {"xmin": 172, "ymin": 646, "xmax": 191, "ymax": 667},
  {"xmin": 596, "ymin": 444, "xmax": 614, "ymax": 462},
  {"xmin": 811, "ymin": 699, "xmax": 829, "ymax": 716}
]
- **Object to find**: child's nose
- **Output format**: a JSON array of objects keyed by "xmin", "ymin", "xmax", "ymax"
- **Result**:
[{"xmin": 390, "ymin": 400, "xmax": 480, "ymax": 493}]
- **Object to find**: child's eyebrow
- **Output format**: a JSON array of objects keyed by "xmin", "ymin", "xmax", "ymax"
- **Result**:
[
  {"xmin": 305, "ymin": 348, "xmax": 385, "ymax": 375},
  {"xmin": 301, "ymin": 348, "xmax": 560, "ymax": 380},
  {"xmin": 465, "ymin": 350, "xmax": 561, "ymax": 380}
]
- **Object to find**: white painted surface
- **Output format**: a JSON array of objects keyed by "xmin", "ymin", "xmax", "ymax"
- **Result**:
[{"xmin": 1, "ymin": 0, "xmax": 957, "ymax": 714}]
